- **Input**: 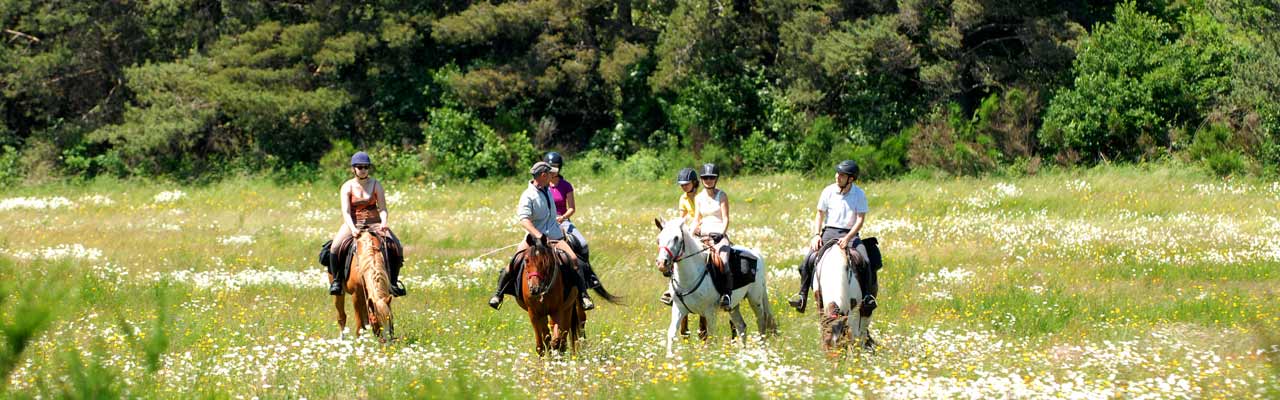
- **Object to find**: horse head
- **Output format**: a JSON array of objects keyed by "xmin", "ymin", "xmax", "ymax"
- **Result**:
[
  {"xmin": 653, "ymin": 217, "xmax": 690, "ymax": 278},
  {"xmin": 524, "ymin": 234, "xmax": 556, "ymax": 297}
]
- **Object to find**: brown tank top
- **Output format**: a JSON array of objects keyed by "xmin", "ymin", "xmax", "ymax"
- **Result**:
[{"xmin": 350, "ymin": 184, "xmax": 381, "ymax": 225}]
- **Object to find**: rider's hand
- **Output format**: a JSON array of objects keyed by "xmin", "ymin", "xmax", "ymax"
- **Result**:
[
  {"xmin": 809, "ymin": 236, "xmax": 821, "ymax": 251},
  {"xmin": 378, "ymin": 225, "xmax": 390, "ymax": 235},
  {"xmin": 556, "ymin": 216, "xmax": 566, "ymax": 223},
  {"xmin": 837, "ymin": 237, "xmax": 849, "ymax": 250},
  {"xmin": 693, "ymin": 226, "xmax": 701, "ymax": 236}
]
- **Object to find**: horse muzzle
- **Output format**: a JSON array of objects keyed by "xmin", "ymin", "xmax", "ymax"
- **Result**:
[{"xmin": 657, "ymin": 260, "xmax": 672, "ymax": 277}]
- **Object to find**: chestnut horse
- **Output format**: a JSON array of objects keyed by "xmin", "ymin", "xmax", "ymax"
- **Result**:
[
  {"xmin": 331, "ymin": 229, "xmax": 394, "ymax": 341},
  {"xmin": 516, "ymin": 234, "xmax": 583, "ymax": 356}
]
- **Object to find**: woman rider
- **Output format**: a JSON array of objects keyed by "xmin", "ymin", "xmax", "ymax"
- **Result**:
[
  {"xmin": 659, "ymin": 167, "xmax": 699, "ymax": 306},
  {"xmin": 328, "ymin": 151, "xmax": 406, "ymax": 296},
  {"xmin": 788, "ymin": 160, "xmax": 873, "ymax": 313},
  {"xmin": 545, "ymin": 152, "xmax": 589, "ymax": 263},
  {"xmin": 691, "ymin": 163, "xmax": 733, "ymax": 308}
]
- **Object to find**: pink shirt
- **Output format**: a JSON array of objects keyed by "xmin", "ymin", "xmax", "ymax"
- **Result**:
[{"xmin": 550, "ymin": 178, "xmax": 574, "ymax": 216}]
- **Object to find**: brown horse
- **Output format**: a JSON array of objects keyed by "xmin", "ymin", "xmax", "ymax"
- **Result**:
[
  {"xmin": 516, "ymin": 234, "xmax": 583, "ymax": 356},
  {"xmin": 331, "ymin": 229, "xmax": 394, "ymax": 341}
]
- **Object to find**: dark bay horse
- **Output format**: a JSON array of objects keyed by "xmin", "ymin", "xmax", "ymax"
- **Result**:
[
  {"xmin": 517, "ymin": 234, "xmax": 583, "ymax": 355},
  {"xmin": 331, "ymin": 229, "xmax": 394, "ymax": 341}
]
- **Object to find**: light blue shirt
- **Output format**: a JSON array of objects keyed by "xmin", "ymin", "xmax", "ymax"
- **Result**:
[
  {"xmin": 517, "ymin": 181, "xmax": 565, "ymax": 240},
  {"xmin": 817, "ymin": 183, "xmax": 869, "ymax": 229}
]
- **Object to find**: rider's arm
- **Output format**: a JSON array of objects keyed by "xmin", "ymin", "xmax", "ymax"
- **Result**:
[
  {"xmin": 340, "ymin": 182, "xmax": 357, "ymax": 232},
  {"xmin": 562, "ymin": 191, "xmax": 576, "ymax": 220},
  {"xmin": 844, "ymin": 212, "xmax": 866, "ymax": 242},
  {"xmin": 814, "ymin": 209, "xmax": 826, "ymax": 236},
  {"xmin": 718, "ymin": 191, "xmax": 729, "ymax": 233},
  {"xmin": 519, "ymin": 218, "xmax": 542, "ymax": 239},
  {"xmin": 376, "ymin": 180, "xmax": 389, "ymax": 230}
]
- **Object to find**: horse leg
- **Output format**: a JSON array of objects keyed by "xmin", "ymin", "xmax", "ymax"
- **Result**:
[
  {"xmin": 747, "ymin": 281, "xmax": 776, "ymax": 336},
  {"xmin": 334, "ymin": 293, "xmax": 347, "ymax": 340},
  {"xmin": 728, "ymin": 305, "xmax": 748, "ymax": 341},
  {"xmin": 530, "ymin": 311, "xmax": 547, "ymax": 357},
  {"xmin": 702, "ymin": 309, "xmax": 720, "ymax": 345},
  {"xmin": 666, "ymin": 305, "xmax": 689, "ymax": 358},
  {"xmin": 353, "ymin": 289, "xmax": 369, "ymax": 338}
]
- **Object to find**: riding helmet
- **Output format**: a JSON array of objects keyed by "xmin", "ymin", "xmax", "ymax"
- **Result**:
[
  {"xmin": 835, "ymin": 160, "xmax": 859, "ymax": 177},
  {"xmin": 544, "ymin": 151, "xmax": 564, "ymax": 168},
  {"xmin": 699, "ymin": 163, "xmax": 719, "ymax": 178},
  {"xmin": 676, "ymin": 167, "xmax": 697, "ymax": 185},
  {"xmin": 350, "ymin": 151, "xmax": 372, "ymax": 166}
]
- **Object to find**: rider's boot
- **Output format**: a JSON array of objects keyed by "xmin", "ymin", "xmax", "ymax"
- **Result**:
[
  {"xmin": 575, "ymin": 266, "xmax": 596, "ymax": 311},
  {"xmin": 389, "ymin": 256, "xmax": 406, "ymax": 297},
  {"xmin": 856, "ymin": 262, "xmax": 877, "ymax": 314},
  {"xmin": 788, "ymin": 249, "xmax": 819, "ymax": 312},
  {"xmin": 488, "ymin": 266, "xmax": 516, "ymax": 310},
  {"xmin": 718, "ymin": 247, "xmax": 733, "ymax": 310},
  {"xmin": 328, "ymin": 250, "xmax": 345, "ymax": 296}
]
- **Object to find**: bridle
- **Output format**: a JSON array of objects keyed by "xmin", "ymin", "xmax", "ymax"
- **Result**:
[
  {"xmin": 525, "ymin": 246, "xmax": 560, "ymax": 298},
  {"xmin": 658, "ymin": 225, "xmax": 712, "ymax": 310}
]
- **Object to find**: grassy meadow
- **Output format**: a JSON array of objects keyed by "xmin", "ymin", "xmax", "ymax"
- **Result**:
[{"xmin": 1, "ymin": 164, "xmax": 1278, "ymax": 399}]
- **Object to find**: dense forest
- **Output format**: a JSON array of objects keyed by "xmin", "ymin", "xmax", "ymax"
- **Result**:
[{"xmin": 2, "ymin": 0, "xmax": 1278, "ymax": 182}]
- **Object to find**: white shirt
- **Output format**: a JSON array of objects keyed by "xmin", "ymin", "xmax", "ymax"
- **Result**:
[
  {"xmin": 817, "ymin": 183, "xmax": 868, "ymax": 229},
  {"xmin": 695, "ymin": 189, "xmax": 727, "ymax": 235}
]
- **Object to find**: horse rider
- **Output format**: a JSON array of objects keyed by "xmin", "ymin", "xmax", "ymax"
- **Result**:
[
  {"xmin": 788, "ymin": 160, "xmax": 875, "ymax": 313},
  {"xmin": 545, "ymin": 152, "xmax": 591, "ymax": 267},
  {"xmin": 660, "ymin": 167, "xmax": 699, "ymax": 305},
  {"xmin": 488, "ymin": 161, "xmax": 596, "ymax": 310},
  {"xmin": 328, "ymin": 151, "xmax": 406, "ymax": 296},
  {"xmin": 691, "ymin": 163, "xmax": 734, "ymax": 308}
]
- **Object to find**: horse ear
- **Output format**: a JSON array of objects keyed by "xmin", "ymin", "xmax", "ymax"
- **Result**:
[
  {"xmin": 525, "ymin": 234, "xmax": 536, "ymax": 247},
  {"xmin": 654, "ymin": 218, "xmax": 664, "ymax": 231},
  {"xmin": 539, "ymin": 234, "xmax": 549, "ymax": 247}
]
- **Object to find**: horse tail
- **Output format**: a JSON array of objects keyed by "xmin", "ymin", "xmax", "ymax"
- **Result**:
[{"xmin": 591, "ymin": 284, "xmax": 622, "ymax": 304}]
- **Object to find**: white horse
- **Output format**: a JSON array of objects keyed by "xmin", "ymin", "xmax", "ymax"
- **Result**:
[
  {"xmin": 813, "ymin": 242, "xmax": 873, "ymax": 353},
  {"xmin": 654, "ymin": 217, "xmax": 777, "ymax": 356}
]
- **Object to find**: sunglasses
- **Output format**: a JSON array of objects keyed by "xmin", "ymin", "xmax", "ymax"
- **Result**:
[{"xmin": 354, "ymin": 165, "xmax": 371, "ymax": 170}]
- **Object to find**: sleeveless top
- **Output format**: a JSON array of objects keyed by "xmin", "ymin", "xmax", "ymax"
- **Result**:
[
  {"xmin": 350, "ymin": 182, "xmax": 381, "ymax": 225},
  {"xmin": 695, "ymin": 189, "xmax": 726, "ymax": 235}
]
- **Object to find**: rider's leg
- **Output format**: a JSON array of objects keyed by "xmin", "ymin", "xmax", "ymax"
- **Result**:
[
  {"xmin": 854, "ymin": 242, "xmax": 877, "ymax": 313},
  {"xmin": 329, "ymin": 226, "xmax": 353, "ymax": 295},
  {"xmin": 716, "ymin": 239, "xmax": 733, "ymax": 308},
  {"xmin": 489, "ymin": 241, "xmax": 527, "ymax": 309},
  {"xmin": 553, "ymin": 240, "xmax": 594, "ymax": 310},
  {"xmin": 381, "ymin": 226, "xmax": 407, "ymax": 296},
  {"xmin": 789, "ymin": 248, "xmax": 820, "ymax": 312}
]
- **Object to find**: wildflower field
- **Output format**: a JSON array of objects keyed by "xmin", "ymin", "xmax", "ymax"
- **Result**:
[{"xmin": 1, "ymin": 165, "xmax": 1277, "ymax": 399}]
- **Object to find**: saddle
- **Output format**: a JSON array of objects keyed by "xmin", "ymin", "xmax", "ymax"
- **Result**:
[
  {"xmin": 707, "ymin": 245, "xmax": 758, "ymax": 294},
  {"xmin": 500, "ymin": 248, "xmax": 576, "ymax": 300},
  {"xmin": 318, "ymin": 232, "xmax": 403, "ymax": 278}
]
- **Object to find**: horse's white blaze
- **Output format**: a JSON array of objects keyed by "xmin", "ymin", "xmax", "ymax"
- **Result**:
[{"xmin": 656, "ymin": 218, "xmax": 775, "ymax": 357}]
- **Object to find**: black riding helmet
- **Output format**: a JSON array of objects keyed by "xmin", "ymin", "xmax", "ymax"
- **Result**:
[
  {"xmin": 835, "ymin": 160, "xmax": 859, "ymax": 178},
  {"xmin": 676, "ymin": 167, "xmax": 697, "ymax": 185},
  {"xmin": 544, "ymin": 151, "xmax": 564, "ymax": 168},
  {"xmin": 699, "ymin": 163, "xmax": 719, "ymax": 178}
]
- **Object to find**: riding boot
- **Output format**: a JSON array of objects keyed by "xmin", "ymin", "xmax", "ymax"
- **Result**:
[
  {"xmin": 328, "ymin": 250, "xmax": 345, "ymax": 295},
  {"xmin": 575, "ymin": 265, "xmax": 595, "ymax": 310},
  {"xmin": 789, "ymin": 250, "xmax": 819, "ymax": 313},
  {"xmin": 488, "ymin": 266, "xmax": 516, "ymax": 310},
  {"xmin": 718, "ymin": 247, "xmax": 733, "ymax": 309},
  {"xmin": 389, "ymin": 257, "xmax": 406, "ymax": 297},
  {"xmin": 856, "ymin": 262, "xmax": 877, "ymax": 314}
]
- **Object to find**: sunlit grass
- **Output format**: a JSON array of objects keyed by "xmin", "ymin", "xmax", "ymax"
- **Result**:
[{"xmin": 0, "ymin": 164, "xmax": 1277, "ymax": 398}]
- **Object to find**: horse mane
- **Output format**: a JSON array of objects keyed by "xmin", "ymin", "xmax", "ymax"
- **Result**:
[{"xmin": 356, "ymin": 232, "xmax": 391, "ymax": 298}]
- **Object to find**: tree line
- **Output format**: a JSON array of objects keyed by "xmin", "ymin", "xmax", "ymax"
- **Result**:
[{"xmin": 2, "ymin": 0, "xmax": 1277, "ymax": 182}]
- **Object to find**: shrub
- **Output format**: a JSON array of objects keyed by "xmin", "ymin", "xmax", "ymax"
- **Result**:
[
  {"xmin": 422, "ymin": 107, "xmax": 536, "ymax": 180},
  {"xmin": 1187, "ymin": 123, "xmax": 1248, "ymax": 176}
]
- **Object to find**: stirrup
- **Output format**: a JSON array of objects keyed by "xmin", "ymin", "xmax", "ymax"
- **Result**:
[
  {"xmin": 787, "ymin": 293, "xmax": 805, "ymax": 310},
  {"xmin": 659, "ymin": 291, "xmax": 673, "ymax": 306},
  {"xmin": 391, "ymin": 281, "xmax": 407, "ymax": 297},
  {"xmin": 488, "ymin": 294, "xmax": 503, "ymax": 310},
  {"xmin": 719, "ymin": 294, "xmax": 731, "ymax": 308},
  {"xmin": 581, "ymin": 296, "xmax": 595, "ymax": 311},
  {"xmin": 329, "ymin": 282, "xmax": 343, "ymax": 296}
]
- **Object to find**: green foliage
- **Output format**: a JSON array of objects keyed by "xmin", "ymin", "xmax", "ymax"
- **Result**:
[
  {"xmin": 1188, "ymin": 123, "xmax": 1248, "ymax": 176},
  {"xmin": 1040, "ymin": 1, "xmax": 1239, "ymax": 164},
  {"xmin": 619, "ymin": 149, "xmax": 667, "ymax": 181},
  {"xmin": 115, "ymin": 285, "xmax": 173, "ymax": 373},
  {"xmin": 0, "ymin": 259, "xmax": 64, "ymax": 392},
  {"xmin": 422, "ymin": 107, "xmax": 536, "ymax": 180},
  {"xmin": 907, "ymin": 103, "xmax": 1001, "ymax": 175},
  {"xmin": 0, "ymin": 146, "xmax": 22, "ymax": 185}
]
